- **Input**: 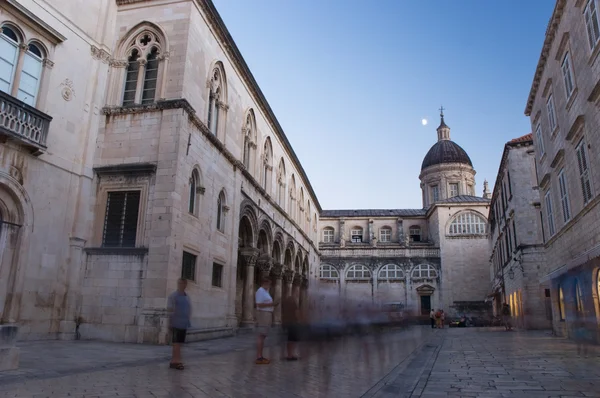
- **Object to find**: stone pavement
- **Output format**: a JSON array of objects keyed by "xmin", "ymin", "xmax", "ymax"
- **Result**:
[{"xmin": 0, "ymin": 327, "xmax": 598, "ymax": 397}]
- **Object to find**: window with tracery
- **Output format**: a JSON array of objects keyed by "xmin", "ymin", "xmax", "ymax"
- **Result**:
[
  {"xmin": 378, "ymin": 264, "xmax": 404, "ymax": 280},
  {"xmin": 0, "ymin": 25, "xmax": 46, "ymax": 107},
  {"xmin": 122, "ymin": 31, "xmax": 162, "ymax": 106},
  {"xmin": 288, "ymin": 175, "xmax": 296, "ymax": 220},
  {"xmin": 242, "ymin": 110, "xmax": 256, "ymax": 170},
  {"xmin": 277, "ymin": 159, "xmax": 286, "ymax": 206},
  {"xmin": 319, "ymin": 264, "xmax": 339, "ymax": 280},
  {"xmin": 346, "ymin": 265, "xmax": 371, "ymax": 281},
  {"xmin": 448, "ymin": 212, "xmax": 487, "ymax": 235},
  {"xmin": 262, "ymin": 138, "xmax": 273, "ymax": 191},
  {"xmin": 216, "ymin": 190, "xmax": 226, "ymax": 232},
  {"xmin": 188, "ymin": 169, "xmax": 203, "ymax": 215},
  {"xmin": 207, "ymin": 65, "xmax": 226, "ymax": 135},
  {"xmin": 411, "ymin": 264, "xmax": 438, "ymax": 279}
]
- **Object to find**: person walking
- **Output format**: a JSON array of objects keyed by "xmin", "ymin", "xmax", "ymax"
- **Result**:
[
  {"xmin": 282, "ymin": 293, "xmax": 301, "ymax": 360},
  {"xmin": 440, "ymin": 310, "xmax": 446, "ymax": 329},
  {"xmin": 430, "ymin": 309, "xmax": 436, "ymax": 329},
  {"xmin": 167, "ymin": 278, "xmax": 191, "ymax": 370},
  {"xmin": 435, "ymin": 309, "xmax": 442, "ymax": 329},
  {"xmin": 502, "ymin": 303, "xmax": 512, "ymax": 331},
  {"xmin": 255, "ymin": 277, "xmax": 278, "ymax": 364}
]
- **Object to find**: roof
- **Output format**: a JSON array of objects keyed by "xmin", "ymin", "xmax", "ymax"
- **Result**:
[
  {"xmin": 524, "ymin": 0, "xmax": 566, "ymax": 116},
  {"xmin": 436, "ymin": 195, "xmax": 490, "ymax": 204},
  {"xmin": 320, "ymin": 209, "xmax": 427, "ymax": 218},
  {"xmin": 421, "ymin": 140, "xmax": 473, "ymax": 170},
  {"xmin": 509, "ymin": 133, "xmax": 533, "ymax": 144}
]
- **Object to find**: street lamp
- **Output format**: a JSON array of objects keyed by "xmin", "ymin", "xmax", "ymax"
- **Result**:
[{"xmin": 508, "ymin": 268, "xmax": 515, "ymax": 280}]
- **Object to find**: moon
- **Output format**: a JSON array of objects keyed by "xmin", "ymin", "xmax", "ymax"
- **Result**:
[{"xmin": 421, "ymin": 119, "xmax": 428, "ymax": 126}]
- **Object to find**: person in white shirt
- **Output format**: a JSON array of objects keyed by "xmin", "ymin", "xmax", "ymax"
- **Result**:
[{"xmin": 255, "ymin": 277, "xmax": 278, "ymax": 364}]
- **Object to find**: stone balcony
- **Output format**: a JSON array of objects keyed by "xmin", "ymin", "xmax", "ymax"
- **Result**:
[
  {"xmin": 320, "ymin": 245, "xmax": 440, "ymax": 259},
  {"xmin": 0, "ymin": 90, "xmax": 51, "ymax": 155}
]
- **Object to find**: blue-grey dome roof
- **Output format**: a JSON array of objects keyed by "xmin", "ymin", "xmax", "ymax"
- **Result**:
[{"xmin": 421, "ymin": 140, "xmax": 473, "ymax": 170}]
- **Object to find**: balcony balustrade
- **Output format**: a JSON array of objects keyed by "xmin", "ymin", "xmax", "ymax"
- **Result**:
[{"xmin": 0, "ymin": 91, "xmax": 51, "ymax": 155}]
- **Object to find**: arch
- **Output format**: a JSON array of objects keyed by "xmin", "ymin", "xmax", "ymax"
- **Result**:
[
  {"xmin": 262, "ymin": 137, "xmax": 273, "ymax": 192},
  {"xmin": 411, "ymin": 264, "xmax": 438, "ymax": 279},
  {"xmin": 288, "ymin": 174, "xmax": 297, "ymax": 220},
  {"xmin": 346, "ymin": 264, "xmax": 371, "ymax": 281},
  {"xmin": 26, "ymin": 39, "xmax": 48, "ymax": 58},
  {"xmin": 116, "ymin": 21, "xmax": 169, "ymax": 58},
  {"xmin": 378, "ymin": 264, "xmax": 405, "ymax": 281},
  {"xmin": 319, "ymin": 264, "xmax": 339, "ymax": 280},
  {"xmin": 272, "ymin": 239, "xmax": 283, "ymax": 264},
  {"xmin": 188, "ymin": 167, "xmax": 203, "ymax": 215},
  {"xmin": 574, "ymin": 279, "xmax": 584, "ymax": 314},
  {"xmin": 447, "ymin": 210, "xmax": 487, "ymax": 235},
  {"xmin": 257, "ymin": 219, "xmax": 273, "ymax": 255},
  {"xmin": 1, "ymin": 22, "xmax": 25, "ymax": 43},
  {"xmin": 242, "ymin": 108, "xmax": 257, "ymax": 171},
  {"xmin": 294, "ymin": 251, "xmax": 302, "ymax": 273},
  {"xmin": 207, "ymin": 60, "xmax": 227, "ymax": 136},
  {"xmin": 302, "ymin": 257, "xmax": 308, "ymax": 276},
  {"xmin": 306, "ymin": 200, "xmax": 311, "ymax": 231},
  {"xmin": 283, "ymin": 245, "xmax": 294, "ymax": 269},
  {"xmin": 298, "ymin": 187, "xmax": 305, "ymax": 225},
  {"xmin": 277, "ymin": 158, "xmax": 286, "ymax": 207},
  {"xmin": 322, "ymin": 226, "xmax": 335, "ymax": 243},
  {"xmin": 379, "ymin": 226, "xmax": 392, "ymax": 243}
]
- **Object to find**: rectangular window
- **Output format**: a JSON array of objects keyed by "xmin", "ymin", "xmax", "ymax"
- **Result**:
[
  {"xmin": 181, "ymin": 251, "xmax": 196, "ymax": 281},
  {"xmin": 585, "ymin": 0, "xmax": 600, "ymax": 50},
  {"xmin": 467, "ymin": 184, "xmax": 474, "ymax": 196},
  {"xmin": 351, "ymin": 229, "xmax": 363, "ymax": 243},
  {"xmin": 212, "ymin": 263, "xmax": 223, "ymax": 287},
  {"xmin": 535, "ymin": 123, "xmax": 545, "ymax": 157},
  {"xmin": 409, "ymin": 227, "xmax": 421, "ymax": 242},
  {"xmin": 546, "ymin": 94, "xmax": 557, "ymax": 132},
  {"xmin": 0, "ymin": 36, "xmax": 18, "ymax": 93},
  {"xmin": 545, "ymin": 190, "xmax": 555, "ymax": 237},
  {"xmin": 323, "ymin": 228, "xmax": 334, "ymax": 243},
  {"xmin": 449, "ymin": 183, "xmax": 459, "ymax": 197},
  {"xmin": 431, "ymin": 185, "xmax": 439, "ymax": 202},
  {"xmin": 379, "ymin": 228, "xmax": 391, "ymax": 242},
  {"xmin": 102, "ymin": 191, "xmax": 140, "ymax": 247},
  {"xmin": 558, "ymin": 169, "xmax": 571, "ymax": 223},
  {"xmin": 576, "ymin": 139, "xmax": 593, "ymax": 204},
  {"xmin": 17, "ymin": 52, "xmax": 42, "ymax": 107},
  {"xmin": 561, "ymin": 52, "xmax": 575, "ymax": 98}
]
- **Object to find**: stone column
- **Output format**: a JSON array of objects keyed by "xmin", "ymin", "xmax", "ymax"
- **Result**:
[
  {"xmin": 368, "ymin": 219, "xmax": 374, "ymax": 245},
  {"xmin": 239, "ymin": 248, "xmax": 259, "ymax": 326},
  {"xmin": 293, "ymin": 274, "xmax": 302, "ymax": 306},
  {"xmin": 271, "ymin": 263, "xmax": 284, "ymax": 326},
  {"xmin": 284, "ymin": 269, "xmax": 294, "ymax": 297}
]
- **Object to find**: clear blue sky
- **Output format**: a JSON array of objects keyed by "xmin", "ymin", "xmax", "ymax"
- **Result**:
[{"xmin": 212, "ymin": 0, "xmax": 555, "ymax": 210}]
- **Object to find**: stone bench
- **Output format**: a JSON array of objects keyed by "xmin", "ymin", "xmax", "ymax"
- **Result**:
[
  {"xmin": 0, "ymin": 325, "xmax": 19, "ymax": 371},
  {"xmin": 185, "ymin": 327, "xmax": 234, "ymax": 343}
]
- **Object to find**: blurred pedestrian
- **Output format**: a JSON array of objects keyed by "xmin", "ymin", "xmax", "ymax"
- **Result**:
[
  {"xmin": 167, "ymin": 278, "xmax": 191, "ymax": 370},
  {"xmin": 255, "ymin": 277, "xmax": 277, "ymax": 364},
  {"xmin": 282, "ymin": 294, "xmax": 301, "ymax": 360},
  {"xmin": 502, "ymin": 303, "xmax": 512, "ymax": 331},
  {"xmin": 430, "ymin": 308, "xmax": 436, "ymax": 328}
]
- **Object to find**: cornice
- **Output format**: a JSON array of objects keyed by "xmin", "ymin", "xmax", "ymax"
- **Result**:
[
  {"xmin": 525, "ymin": 0, "xmax": 567, "ymax": 116},
  {"xmin": 195, "ymin": 0, "xmax": 322, "ymax": 213},
  {"xmin": 116, "ymin": 0, "xmax": 151, "ymax": 4}
]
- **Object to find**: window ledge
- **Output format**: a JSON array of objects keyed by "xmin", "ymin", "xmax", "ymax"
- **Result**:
[
  {"xmin": 588, "ymin": 41, "xmax": 600, "ymax": 66},
  {"xmin": 550, "ymin": 126, "xmax": 560, "ymax": 140},
  {"xmin": 565, "ymin": 88, "xmax": 579, "ymax": 112},
  {"xmin": 84, "ymin": 247, "xmax": 149, "ymax": 256}
]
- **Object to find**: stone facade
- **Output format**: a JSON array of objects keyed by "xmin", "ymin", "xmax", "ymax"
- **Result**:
[
  {"xmin": 0, "ymin": 0, "xmax": 319, "ymax": 344},
  {"xmin": 319, "ymin": 116, "xmax": 492, "ymax": 319},
  {"xmin": 525, "ymin": 0, "xmax": 600, "ymax": 342},
  {"xmin": 488, "ymin": 134, "xmax": 549, "ymax": 330}
]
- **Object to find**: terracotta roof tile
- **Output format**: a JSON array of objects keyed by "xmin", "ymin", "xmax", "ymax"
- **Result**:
[{"xmin": 509, "ymin": 133, "xmax": 533, "ymax": 144}]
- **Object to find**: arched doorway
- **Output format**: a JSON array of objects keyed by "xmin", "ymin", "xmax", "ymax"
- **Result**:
[{"xmin": 236, "ymin": 215, "xmax": 255, "ymax": 325}]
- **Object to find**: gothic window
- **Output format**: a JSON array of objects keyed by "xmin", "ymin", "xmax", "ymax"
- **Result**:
[
  {"xmin": 306, "ymin": 201, "xmax": 311, "ymax": 231},
  {"xmin": 262, "ymin": 138, "xmax": 273, "ymax": 192},
  {"xmin": 242, "ymin": 110, "xmax": 256, "ymax": 171},
  {"xmin": 216, "ymin": 190, "xmax": 226, "ymax": 232},
  {"xmin": 0, "ymin": 25, "xmax": 46, "ymax": 107},
  {"xmin": 207, "ymin": 64, "xmax": 227, "ymax": 136},
  {"xmin": 378, "ymin": 264, "xmax": 404, "ymax": 281},
  {"xmin": 350, "ymin": 228, "xmax": 363, "ymax": 243},
  {"xmin": 288, "ymin": 175, "xmax": 296, "ymax": 220},
  {"xmin": 277, "ymin": 159, "xmax": 286, "ymax": 206},
  {"xmin": 319, "ymin": 264, "xmax": 339, "ymax": 280},
  {"xmin": 323, "ymin": 227, "xmax": 334, "ymax": 243},
  {"xmin": 346, "ymin": 265, "xmax": 371, "ymax": 281},
  {"xmin": 409, "ymin": 226, "xmax": 421, "ymax": 242},
  {"xmin": 188, "ymin": 169, "xmax": 203, "ymax": 215},
  {"xmin": 379, "ymin": 227, "xmax": 392, "ymax": 243},
  {"xmin": 411, "ymin": 264, "xmax": 437, "ymax": 279},
  {"xmin": 299, "ymin": 188, "xmax": 305, "ymax": 226},
  {"xmin": 448, "ymin": 212, "xmax": 487, "ymax": 235},
  {"xmin": 121, "ymin": 31, "xmax": 163, "ymax": 106}
]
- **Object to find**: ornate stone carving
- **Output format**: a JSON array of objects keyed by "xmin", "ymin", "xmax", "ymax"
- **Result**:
[
  {"xmin": 257, "ymin": 254, "xmax": 273, "ymax": 277},
  {"xmin": 293, "ymin": 274, "xmax": 303, "ymax": 286},
  {"xmin": 270, "ymin": 262, "xmax": 284, "ymax": 279},
  {"xmin": 158, "ymin": 51, "xmax": 170, "ymax": 61},
  {"xmin": 239, "ymin": 248, "xmax": 259, "ymax": 267},
  {"xmin": 109, "ymin": 59, "xmax": 129, "ymax": 68},
  {"xmin": 283, "ymin": 269, "xmax": 294, "ymax": 283},
  {"xmin": 43, "ymin": 59, "xmax": 54, "ymax": 69},
  {"xmin": 60, "ymin": 79, "xmax": 75, "ymax": 101},
  {"xmin": 90, "ymin": 45, "xmax": 111, "ymax": 63}
]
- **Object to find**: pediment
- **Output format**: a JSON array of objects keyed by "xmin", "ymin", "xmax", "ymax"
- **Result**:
[{"xmin": 416, "ymin": 284, "xmax": 435, "ymax": 295}]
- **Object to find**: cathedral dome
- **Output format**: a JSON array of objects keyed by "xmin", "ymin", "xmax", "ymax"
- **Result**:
[{"xmin": 421, "ymin": 140, "xmax": 473, "ymax": 170}]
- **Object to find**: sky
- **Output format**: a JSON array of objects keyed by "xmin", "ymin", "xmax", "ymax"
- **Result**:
[{"xmin": 212, "ymin": 0, "xmax": 555, "ymax": 211}]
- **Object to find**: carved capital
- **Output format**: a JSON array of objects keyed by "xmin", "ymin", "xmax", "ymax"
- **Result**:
[
  {"xmin": 110, "ymin": 59, "xmax": 129, "ymax": 68},
  {"xmin": 158, "ymin": 51, "xmax": 170, "ymax": 61},
  {"xmin": 257, "ymin": 254, "xmax": 273, "ymax": 274},
  {"xmin": 197, "ymin": 186, "xmax": 206, "ymax": 195},
  {"xmin": 18, "ymin": 43, "xmax": 28, "ymax": 52},
  {"xmin": 271, "ymin": 262, "xmax": 284, "ymax": 279},
  {"xmin": 239, "ymin": 248, "xmax": 259, "ymax": 267},
  {"xmin": 43, "ymin": 59, "xmax": 55, "ymax": 69},
  {"xmin": 138, "ymin": 58, "xmax": 147, "ymax": 66},
  {"xmin": 293, "ymin": 274, "xmax": 303, "ymax": 286},
  {"xmin": 90, "ymin": 45, "xmax": 111, "ymax": 63},
  {"xmin": 283, "ymin": 269, "xmax": 294, "ymax": 283},
  {"xmin": 217, "ymin": 101, "xmax": 229, "ymax": 111}
]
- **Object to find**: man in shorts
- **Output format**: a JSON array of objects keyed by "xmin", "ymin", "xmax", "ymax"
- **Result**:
[
  {"xmin": 255, "ymin": 277, "xmax": 278, "ymax": 364},
  {"xmin": 167, "ymin": 278, "xmax": 191, "ymax": 370}
]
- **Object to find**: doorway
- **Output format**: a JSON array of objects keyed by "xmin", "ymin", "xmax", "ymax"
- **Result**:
[{"xmin": 420, "ymin": 295, "xmax": 431, "ymax": 315}]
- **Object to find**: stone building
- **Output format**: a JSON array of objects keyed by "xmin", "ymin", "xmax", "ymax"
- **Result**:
[
  {"xmin": 0, "ymin": 0, "xmax": 320, "ymax": 344},
  {"xmin": 525, "ymin": 0, "xmax": 600, "ymax": 342},
  {"xmin": 488, "ymin": 134, "xmax": 549, "ymax": 329},
  {"xmin": 319, "ymin": 112, "xmax": 492, "ymax": 319}
]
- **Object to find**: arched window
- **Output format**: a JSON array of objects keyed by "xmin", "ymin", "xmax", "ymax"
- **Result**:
[
  {"xmin": 346, "ymin": 265, "xmax": 371, "ymax": 281},
  {"xmin": 216, "ymin": 190, "xmax": 226, "ymax": 232},
  {"xmin": 558, "ymin": 286, "xmax": 566, "ymax": 320},
  {"xmin": 379, "ymin": 227, "xmax": 392, "ymax": 243},
  {"xmin": 262, "ymin": 138, "xmax": 273, "ymax": 192},
  {"xmin": 299, "ymin": 188, "xmax": 305, "ymax": 225},
  {"xmin": 242, "ymin": 110, "xmax": 256, "ymax": 171},
  {"xmin": 323, "ymin": 227, "xmax": 335, "ymax": 243},
  {"xmin": 0, "ymin": 26, "xmax": 46, "ymax": 107},
  {"xmin": 575, "ymin": 280, "xmax": 583, "ymax": 314},
  {"xmin": 277, "ymin": 159, "xmax": 286, "ymax": 207},
  {"xmin": 188, "ymin": 169, "xmax": 202, "ymax": 215},
  {"xmin": 379, "ymin": 264, "xmax": 404, "ymax": 280},
  {"xmin": 122, "ymin": 30, "xmax": 163, "ymax": 106},
  {"xmin": 288, "ymin": 175, "xmax": 296, "ymax": 220},
  {"xmin": 409, "ymin": 226, "xmax": 421, "ymax": 242},
  {"xmin": 411, "ymin": 264, "xmax": 438, "ymax": 279},
  {"xmin": 351, "ymin": 227, "xmax": 363, "ymax": 243},
  {"xmin": 319, "ymin": 264, "xmax": 339, "ymax": 280},
  {"xmin": 207, "ymin": 64, "xmax": 226, "ymax": 135},
  {"xmin": 449, "ymin": 212, "xmax": 487, "ymax": 235},
  {"xmin": 306, "ymin": 201, "xmax": 311, "ymax": 231}
]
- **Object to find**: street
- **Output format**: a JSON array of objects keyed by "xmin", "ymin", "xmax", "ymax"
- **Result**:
[{"xmin": 0, "ymin": 327, "xmax": 598, "ymax": 398}]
